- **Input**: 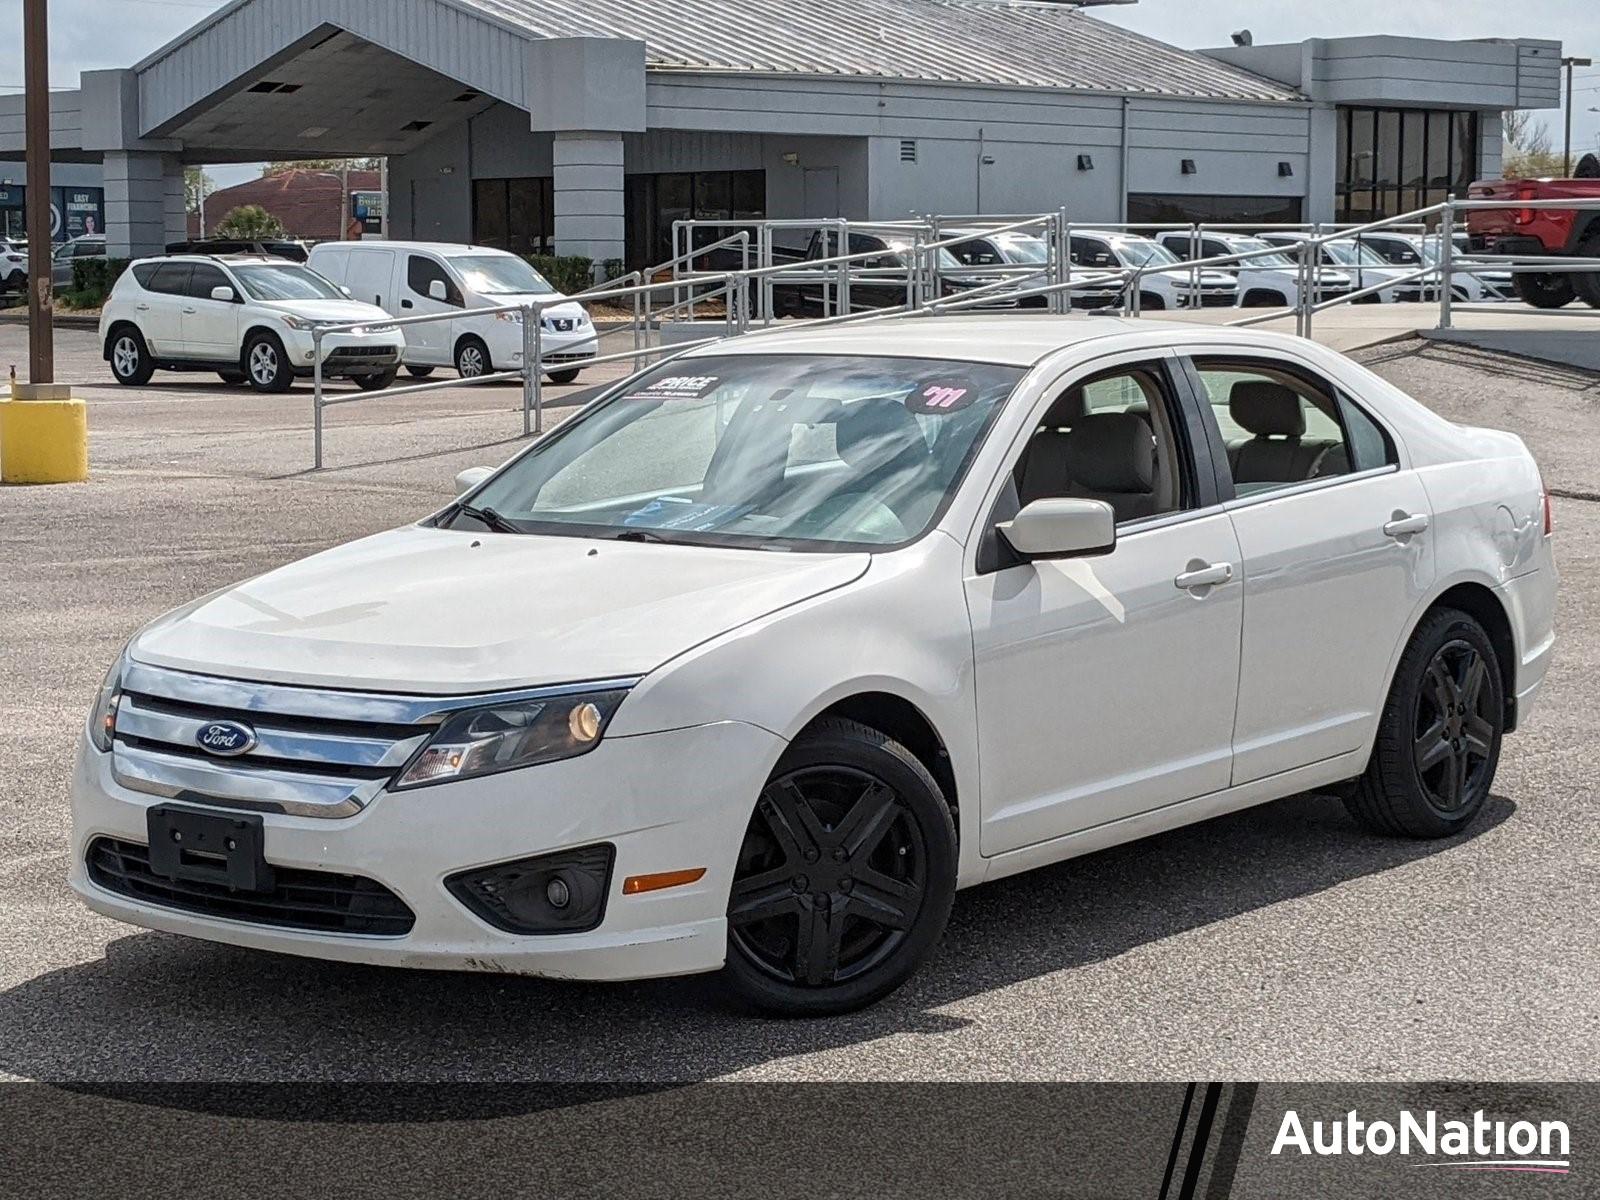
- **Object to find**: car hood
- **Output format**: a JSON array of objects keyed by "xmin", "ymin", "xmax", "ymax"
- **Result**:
[
  {"xmin": 130, "ymin": 525, "xmax": 870, "ymax": 694},
  {"xmin": 259, "ymin": 298, "xmax": 392, "ymax": 323},
  {"xmin": 475, "ymin": 293, "xmax": 585, "ymax": 320}
]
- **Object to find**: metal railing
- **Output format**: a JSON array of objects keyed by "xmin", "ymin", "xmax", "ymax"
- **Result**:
[{"xmin": 301, "ymin": 197, "xmax": 1600, "ymax": 469}]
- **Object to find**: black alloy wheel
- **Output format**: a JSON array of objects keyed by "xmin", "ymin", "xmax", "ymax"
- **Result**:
[
  {"xmin": 1346, "ymin": 608, "xmax": 1504, "ymax": 838},
  {"xmin": 1513, "ymin": 271, "xmax": 1575, "ymax": 309},
  {"xmin": 724, "ymin": 719, "xmax": 956, "ymax": 1015}
]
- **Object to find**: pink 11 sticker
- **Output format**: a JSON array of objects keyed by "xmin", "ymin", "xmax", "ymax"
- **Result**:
[{"xmin": 909, "ymin": 381, "xmax": 976, "ymax": 414}]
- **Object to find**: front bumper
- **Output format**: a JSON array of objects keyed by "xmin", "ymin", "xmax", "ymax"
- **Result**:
[
  {"xmin": 70, "ymin": 720, "xmax": 783, "ymax": 981},
  {"xmin": 285, "ymin": 330, "xmax": 403, "ymax": 376},
  {"xmin": 488, "ymin": 323, "xmax": 599, "ymax": 372}
]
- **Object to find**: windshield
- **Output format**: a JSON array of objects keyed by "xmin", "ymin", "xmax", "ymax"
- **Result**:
[
  {"xmin": 1113, "ymin": 239, "xmax": 1180, "ymax": 268},
  {"xmin": 452, "ymin": 254, "xmax": 556, "ymax": 296},
  {"xmin": 1325, "ymin": 240, "xmax": 1387, "ymax": 267},
  {"xmin": 233, "ymin": 263, "xmax": 347, "ymax": 302},
  {"xmin": 1231, "ymin": 238, "xmax": 1295, "ymax": 268},
  {"xmin": 460, "ymin": 354, "xmax": 1024, "ymax": 550}
]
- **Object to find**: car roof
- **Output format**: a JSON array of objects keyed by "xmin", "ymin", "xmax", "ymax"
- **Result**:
[
  {"xmin": 314, "ymin": 241, "xmax": 508, "ymax": 259},
  {"xmin": 688, "ymin": 315, "xmax": 1203, "ymax": 366}
]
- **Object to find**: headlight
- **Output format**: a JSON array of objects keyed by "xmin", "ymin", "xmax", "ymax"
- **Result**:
[
  {"xmin": 393, "ymin": 688, "xmax": 629, "ymax": 789},
  {"xmin": 495, "ymin": 309, "xmax": 524, "ymax": 323},
  {"xmin": 89, "ymin": 652, "xmax": 127, "ymax": 752},
  {"xmin": 280, "ymin": 315, "xmax": 318, "ymax": 331}
]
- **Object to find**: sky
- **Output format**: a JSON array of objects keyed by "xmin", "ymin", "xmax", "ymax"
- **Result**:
[{"xmin": 3, "ymin": 0, "xmax": 1597, "ymax": 187}]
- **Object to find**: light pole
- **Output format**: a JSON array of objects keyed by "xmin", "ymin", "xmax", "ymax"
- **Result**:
[
  {"xmin": 23, "ymin": 0, "xmax": 52, "ymax": 383},
  {"xmin": 1563, "ymin": 56, "xmax": 1593, "ymax": 177}
]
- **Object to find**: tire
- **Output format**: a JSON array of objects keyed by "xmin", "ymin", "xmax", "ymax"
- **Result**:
[
  {"xmin": 722, "ymin": 718, "xmax": 957, "ymax": 1016},
  {"xmin": 217, "ymin": 370, "xmax": 247, "ymax": 385},
  {"xmin": 1513, "ymin": 272, "xmax": 1575, "ymax": 310},
  {"xmin": 1572, "ymin": 236, "xmax": 1600, "ymax": 309},
  {"xmin": 1345, "ymin": 608, "xmax": 1504, "ymax": 839},
  {"xmin": 406, "ymin": 365, "xmax": 435, "ymax": 380},
  {"xmin": 353, "ymin": 369, "xmax": 398, "ymax": 392},
  {"xmin": 455, "ymin": 336, "xmax": 491, "ymax": 380},
  {"xmin": 547, "ymin": 368, "xmax": 581, "ymax": 385},
  {"xmin": 1242, "ymin": 289, "xmax": 1287, "ymax": 309},
  {"xmin": 243, "ymin": 332, "xmax": 293, "ymax": 393},
  {"xmin": 107, "ymin": 327, "xmax": 155, "ymax": 386},
  {"xmin": 1138, "ymin": 292, "xmax": 1166, "ymax": 311}
]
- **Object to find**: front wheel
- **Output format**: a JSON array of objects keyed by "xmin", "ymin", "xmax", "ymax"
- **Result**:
[
  {"xmin": 1514, "ymin": 272, "xmax": 1575, "ymax": 310},
  {"xmin": 406, "ymin": 365, "xmax": 435, "ymax": 379},
  {"xmin": 455, "ymin": 336, "xmax": 491, "ymax": 380},
  {"xmin": 217, "ymin": 369, "xmax": 247, "ymax": 386},
  {"xmin": 244, "ymin": 332, "xmax": 293, "ymax": 392},
  {"xmin": 353, "ymin": 369, "xmax": 398, "ymax": 392},
  {"xmin": 722, "ymin": 719, "xmax": 957, "ymax": 1016},
  {"xmin": 1345, "ymin": 608, "xmax": 1504, "ymax": 839},
  {"xmin": 546, "ymin": 368, "xmax": 581, "ymax": 385}
]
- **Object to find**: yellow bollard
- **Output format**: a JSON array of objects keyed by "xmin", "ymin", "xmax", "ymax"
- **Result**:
[{"xmin": 0, "ymin": 381, "xmax": 89, "ymax": 484}]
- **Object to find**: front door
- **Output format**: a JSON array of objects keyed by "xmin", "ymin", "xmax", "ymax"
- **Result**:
[
  {"xmin": 1184, "ymin": 353, "xmax": 1434, "ymax": 783},
  {"xmin": 967, "ymin": 353, "xmax": 1244, "ymax": 857},
  {"xmin": 401, "ymin": 253, "xmax": 462, "ymax": 364},
  {"xmin": 180, "ymin": 262, "xmax": 240, "ymax": 359}
]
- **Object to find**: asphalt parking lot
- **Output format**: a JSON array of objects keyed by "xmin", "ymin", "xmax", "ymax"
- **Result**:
[{"xmin": 2, "ymin": 323, "xmax": 1598, "ymax": 1082}]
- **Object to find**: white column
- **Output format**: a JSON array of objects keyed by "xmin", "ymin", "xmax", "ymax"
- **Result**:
[
  {"xmin": 102, "ymin": 150, "xmax": 183, "ymax": 259},
  {"xmin": 552, "ymin": 132, "xmax": 624, "ymax": 272}
]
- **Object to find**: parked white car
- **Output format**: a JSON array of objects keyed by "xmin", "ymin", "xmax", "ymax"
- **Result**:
[
  {"xmin": 100, "ymin": 256, "xmax": 402, "ymax": 392},
  {"xmin": 1351, "ymin": 230, "xmax": 1515, "ymax": 303},
  {"xmin": 1257, "ymin": 233, "xmax": 1433, "ymax": 303},
  {"xmin": 1154, "ymin": 230, "xmax": 1356, "ymax": 308},
  {"xmin": 71, "ymin": 316, "xmax": 1556, "ymax": 1014},
  {"xmin": 308, "ymin": 241, "xmax": 598, "ymax": 383},
  {"xmin": 1072, "ymin": 230, "xmax": 1239, "ymax": 309},
  {"xmin": 0, "ymin": 237, "xmax": 26, "ymax": 292}
]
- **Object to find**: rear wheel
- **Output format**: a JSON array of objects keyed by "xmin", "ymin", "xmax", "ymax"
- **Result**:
[
  {"xmin": 244, "ymin": 332, "xmax": 293, "ymax": 393},
  {"xmin": 108, "ymin": 327, "xmax": 155, "ymax": 386},
  {"xmin": 1345, "ymin": 608, "xmax": 1504, "ymax": 839},
  {"xmin": 1571, "ymin": 235, "xmax": 1600, "ymax": 308},
  {"xmin": 455, "ymin": 336, "xmax": 491, "ymax": 380},
  {"xmin": 722, "ymin": 719, "xmax": 957, "ymax": 1016},
  {"xmin": 1514, "ymin": 271, "xmax": 1575, "ymax": 309}
]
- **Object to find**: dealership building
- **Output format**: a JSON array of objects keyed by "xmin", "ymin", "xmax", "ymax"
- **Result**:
[{"xmin": 0, "ymin": 0, "xmax": 1563, "ymax": 268}]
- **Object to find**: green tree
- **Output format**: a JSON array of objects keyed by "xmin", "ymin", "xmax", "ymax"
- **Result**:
[
  {"xmin": 213, "ymin": 204, "xmax": 286, "ymax": 238},
  {"xmin": 184, "ymin": 166, "xmax": 214, "ymax": 213},
  {"xmin": 263, "ymin": 158, "xmax": 381, "ymax": 175}
]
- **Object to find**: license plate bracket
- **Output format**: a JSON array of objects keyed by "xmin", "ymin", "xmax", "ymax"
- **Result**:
[{"xmin": 146, "ymin": 805, "xmax": 274, "ymax": 893}]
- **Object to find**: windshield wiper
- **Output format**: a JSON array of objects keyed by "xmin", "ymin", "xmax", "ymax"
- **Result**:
[
  {"xmin": 454, "ymin": 502, "xmax": 522, "ymax": 534},
  {"xmin": 609, "ymin": 528, "xmax": 669, "ymax": 543}
]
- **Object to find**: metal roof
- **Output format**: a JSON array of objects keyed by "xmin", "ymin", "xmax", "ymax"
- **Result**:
[{"xmin": 453, "ymin": 0, "xmax": 1304, "ymax": 101}]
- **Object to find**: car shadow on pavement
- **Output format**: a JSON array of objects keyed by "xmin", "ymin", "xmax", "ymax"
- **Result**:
[{"xmin": 0, "ymin": 789, "xmax": 1513, "ymax": 1088}]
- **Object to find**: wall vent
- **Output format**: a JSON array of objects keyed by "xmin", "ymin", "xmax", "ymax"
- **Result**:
[{"xmin": 900, "ymin": 139, "xmax": 918, "ymax": 163}]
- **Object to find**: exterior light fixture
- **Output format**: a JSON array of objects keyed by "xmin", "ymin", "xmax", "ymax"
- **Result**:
[
  {"xmin": 1180, "ymin": 159, "xmax": 1197, "ymax": 175},
  {"xmin": 1077, "ymin": 154, "xmax": 1094, "ymax": 171},
  {"xmin": 1278, "ymin": 161, "xmax": 1294, "ymax": 177}
]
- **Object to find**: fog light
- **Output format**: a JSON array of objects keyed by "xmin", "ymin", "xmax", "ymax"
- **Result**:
[{"xmin": 445, "ymin": 844, "xmax": 613, "ymax": 934}]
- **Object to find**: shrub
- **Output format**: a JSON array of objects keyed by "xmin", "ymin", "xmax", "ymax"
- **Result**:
[
  {"xmin": 214, "ymin": 204, "xmax": 286, "ymax": 238},
  {"xmin": 525, "ymin": 253, "xmax": 594, "ymax": 295},
  {"xmin": 61, "ymin": 257, "xmax": 131, "ymax": 309}
]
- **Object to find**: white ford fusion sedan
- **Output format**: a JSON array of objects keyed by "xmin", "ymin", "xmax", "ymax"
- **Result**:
[{"xmin": 71, "ymin": 316, "xmax": 1557, "ymax": 1015}]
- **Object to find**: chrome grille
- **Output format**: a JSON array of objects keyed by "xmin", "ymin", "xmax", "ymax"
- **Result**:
[{"xmin": 110, "ymin": 662, "xmax": 638, "ymax": 820}]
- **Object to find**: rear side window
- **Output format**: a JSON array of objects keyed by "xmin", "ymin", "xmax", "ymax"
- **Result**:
[
  {"xmin": 130, "ymin": 263, "xmax": 161, "ymax": 288},
  {"xmin": 146, "ymin": 263, "xmax": 192, "ymax": 295},
  {"xmin": 1339, "ymin": 395, "xmax": 1396, "ymax": 473},
  {"xmin": 407, "ymin": 255, "xmax": 462, "ymax": 305}
]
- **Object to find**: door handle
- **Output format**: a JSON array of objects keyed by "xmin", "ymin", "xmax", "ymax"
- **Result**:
[
  {"xmin": 1174, "ymin": 562, "xmax": 1233, "ymax": 591},
  {"xmin": 1383, "ymin": 513, "xmax": 1430, "ymax": 538},
  {"xmin": 181, "ymin": 307, "xmax": 196, "ymax": 315},
  {"xmin": 135, "ymin": 303, "xmax": 149, "ymax": 311},
  {"xmin": 400, "ymin": 299, "xmax": 414, "ymax": 309}
]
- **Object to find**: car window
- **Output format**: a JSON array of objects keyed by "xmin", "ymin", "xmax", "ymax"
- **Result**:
[
  {"xmin": 1190, "ymin": 358, "xmax": 1396, "ymax": 497},
  {"xmin": 234, "ymin": 263, "xmax": 345, "ymax": 302},
  {"xmin": 951, "ymin": 240, "xmax": 1003, "ymax": 267},
  {"xmin": 1069, "ymin": 237, "xmax": 1116, "ymax": 268},
  {"xmin": 130, "ymin": 263, "xmax": 161, "ymax": 288},
  {"xmin": 463, "ymin": 354, "xmax": 1024, "ymax": 550},
  {"xmin": 75, "ymin": 240, "xmax": 104, "ymax": 258},
  {"xmin": 407, "ymin": 255, "xmax": 463, "ymax": 306},
  {"xmin": 1010, "ymin": 360, "xmax": 1190, "ymax": 524},
  {"xmin": 146, "ymin": 262, "xmax": 193, "ymax": 296},
  {"xmin": 53, "ymin": 243, "xmax": 74, "ymax": 262},
  {"xmin": 187, "ymin": 263, "xmax": 231, "ymax": 299}
]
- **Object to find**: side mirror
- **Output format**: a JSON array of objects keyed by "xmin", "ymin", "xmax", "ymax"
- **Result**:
[
  {"xmin": 454, "ymin": 466, "xmax": 493, "ymax": 496},
  {"xmin": 340, "ymin": 284, "xmax": 353, "ymax": 297},
  {"xmin": 428, "ymin": 279, "xmax": 448, "ymax": 302},
  {"xmin": 210, "ymin": 285, "xmax": 235, "ymax": 303},
  {"xmin": 997, "ymin": 498, "xmax": 1117, "ymax": 560}
]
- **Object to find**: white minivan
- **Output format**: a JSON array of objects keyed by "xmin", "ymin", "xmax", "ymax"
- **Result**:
[{"xmin": 308, "ymin": 241, "xmax": 598, "ymax": 383}]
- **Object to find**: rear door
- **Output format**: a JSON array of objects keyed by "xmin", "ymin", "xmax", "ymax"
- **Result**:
[
  {"xmin": 1182, "ymin": 351, "xmax": 1433, "ymax": 784},
  {"xmin": 345, "ymin": 247, "xmax": 398, "ymax": 309},
  {"xmin": 138, "ymin": 262, "xmax": 192, "ymax": 355}
]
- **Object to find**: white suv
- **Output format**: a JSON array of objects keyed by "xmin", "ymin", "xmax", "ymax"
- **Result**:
[{"xmin": 99, "ymin": 256, "xmax": 403, "ymax": 392}]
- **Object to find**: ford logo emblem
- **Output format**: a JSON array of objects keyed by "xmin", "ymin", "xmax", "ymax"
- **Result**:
[{"xmin": 195, "ymin": 720, "xmax": 257, "ymax": 757}]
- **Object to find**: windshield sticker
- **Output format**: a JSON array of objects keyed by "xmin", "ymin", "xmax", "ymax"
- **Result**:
[
  {"xmin": 623, "ymin": 496, "xmax": 755, "ymax": 532},
  {"xmin": 623, "ymin": 375, "xmax": 720, "ymax": 403},
  {"xmin": 906, "ymin": 380, "xmax": 979, "ymax": 415}
]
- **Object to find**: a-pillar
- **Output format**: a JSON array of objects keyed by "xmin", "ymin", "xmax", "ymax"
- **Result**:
[{"xmin": 102, "ymin": 151, "xmax": 185, "ymax": 260}]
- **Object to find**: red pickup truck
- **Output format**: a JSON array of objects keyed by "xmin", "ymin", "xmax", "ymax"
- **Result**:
[{"xmin": 1466, "ymin": 164, "xmax": 1600, "ymax": 309}]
